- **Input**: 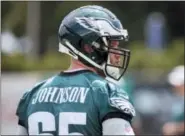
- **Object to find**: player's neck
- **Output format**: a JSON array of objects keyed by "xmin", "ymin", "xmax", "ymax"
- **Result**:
[{"xmin": 66, "ymin": 59, "xmax": 97, "ymax": 73}]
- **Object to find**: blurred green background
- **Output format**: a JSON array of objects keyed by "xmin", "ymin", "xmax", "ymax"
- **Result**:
[{"xmin": 1, "ymin": 1, "xmax": 184, "ymax": 72}]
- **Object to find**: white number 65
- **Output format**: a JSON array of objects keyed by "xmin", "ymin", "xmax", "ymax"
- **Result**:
[{"xmin": 28, "ymin": 112, "xmax": 86, "ymax": 135}]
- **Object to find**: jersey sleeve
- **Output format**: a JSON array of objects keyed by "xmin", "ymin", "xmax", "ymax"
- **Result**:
[
  {"xmin": 16, "ymin": 91, "xmax": 30, "ymax": 127},
  {"xmin": 92, "ymin": 80, "xmax": 136, "ymax": 123}
]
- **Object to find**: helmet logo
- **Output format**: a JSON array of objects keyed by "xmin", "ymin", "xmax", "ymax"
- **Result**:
[{"xmin": 75, "ymin": 17, "xmax": 99, "ymax": 32}]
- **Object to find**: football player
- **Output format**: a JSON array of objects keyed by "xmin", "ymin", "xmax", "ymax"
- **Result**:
[{"xmin": 16, "ymin": 5, "xmax": 136, "ymax": 135}]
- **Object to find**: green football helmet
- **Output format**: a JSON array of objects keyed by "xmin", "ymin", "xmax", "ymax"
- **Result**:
[{"xmin": 58, "ymin": 5, "xmax": 130, "ymax": 81}]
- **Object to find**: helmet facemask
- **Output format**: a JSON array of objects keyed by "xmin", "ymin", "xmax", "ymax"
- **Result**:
[
  {"xmin": 88, "ymin": 36, "xmax": 130, "ymax": 81},
  {"xmin": 101, "ymin": 37, "xmax": 130, "ymax": 80}
]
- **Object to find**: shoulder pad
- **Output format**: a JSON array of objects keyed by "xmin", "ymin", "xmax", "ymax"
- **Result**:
[
  {"xmin": 107, "ymin": 82, "xmax": 129, "ymax": 100},
  {"xmin": 107, "ymin": 82, "xmax": 136, "ymax": 117},
  {"xmin": 91, "ymin": 79, "xmax": 108, "ymax": 93}
]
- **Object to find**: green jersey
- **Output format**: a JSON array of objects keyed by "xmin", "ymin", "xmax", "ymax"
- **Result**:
[{"xmin": 16, "ymin": 70, "xmax": 135, "ymax": 135}]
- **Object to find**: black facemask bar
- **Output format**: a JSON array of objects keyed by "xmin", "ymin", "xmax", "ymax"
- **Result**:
[
  {"xmin": 98, "ymin": 36, "xmax": 131, "ymax": 80},
  {"xmin": 105, "ymin": 46, "xmax": 130, "ymax": 80}
]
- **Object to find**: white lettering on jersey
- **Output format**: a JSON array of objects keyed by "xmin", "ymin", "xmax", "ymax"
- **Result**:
[{"xmin": 31, "ymin": 87, "xmax": 89, "ymax": 104}]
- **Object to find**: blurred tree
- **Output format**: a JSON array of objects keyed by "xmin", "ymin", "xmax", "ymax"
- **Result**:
[
  {"xmin": 26, "ymin": 1, "xmax": 41, "ymax": 59},
  {"xmin": 2, "ymin": 1, "xmax": 27, "ymax": 36}
]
